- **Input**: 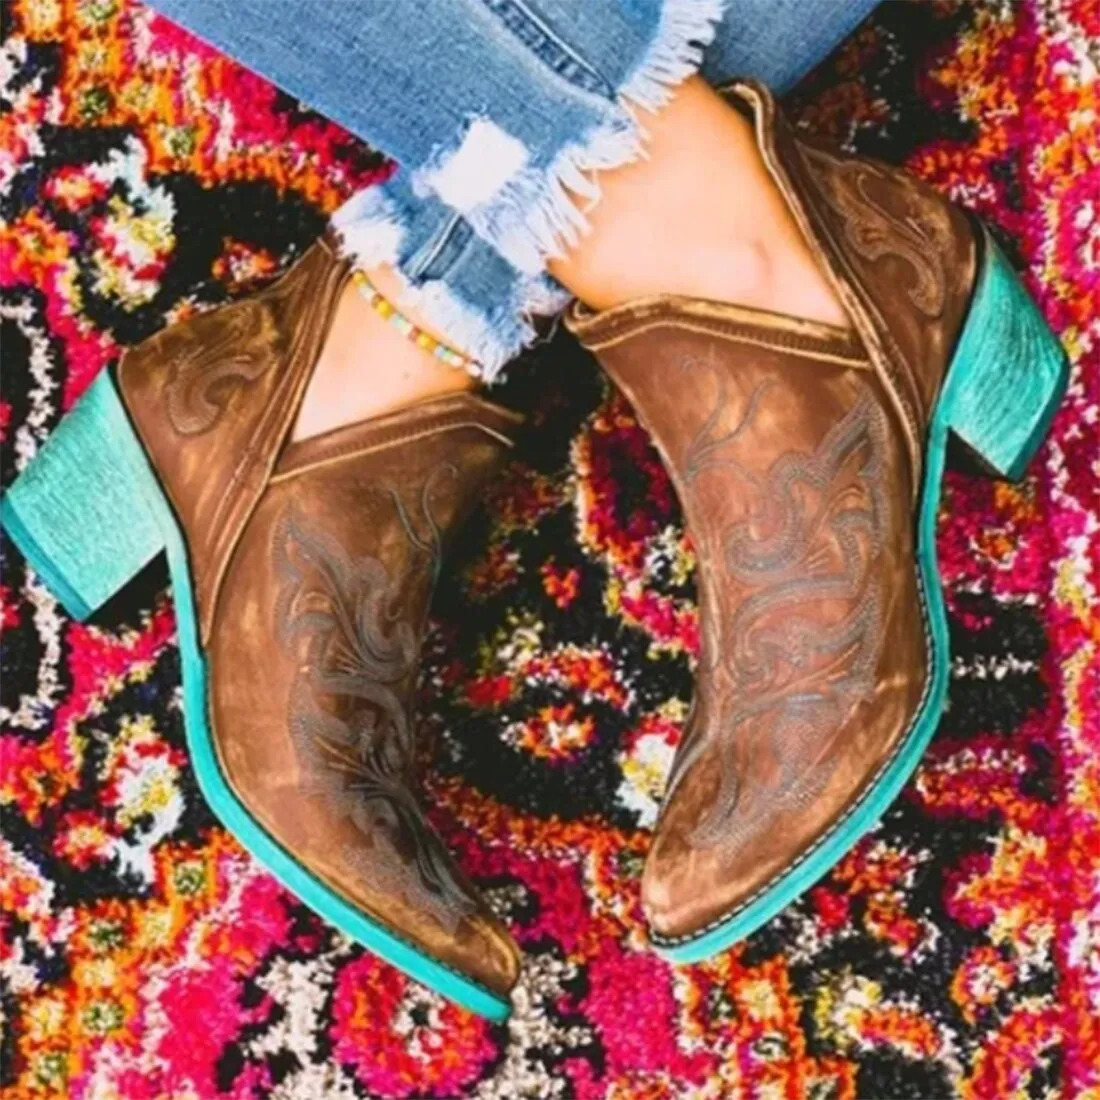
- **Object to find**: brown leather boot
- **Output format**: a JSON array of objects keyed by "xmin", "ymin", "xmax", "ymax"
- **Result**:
[
  {"xmin": 1, "ymin": 238, "xmax": 522, "ymax": 1018},
  {"xmin": 566, "ymin": 80, "xmax": 1068, "ymax": 962}
]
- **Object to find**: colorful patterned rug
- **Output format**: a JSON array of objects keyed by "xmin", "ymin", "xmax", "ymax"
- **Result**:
[{"xmin": 2, "ymin": 1, "xmax": 1098, "ymax": 1097}]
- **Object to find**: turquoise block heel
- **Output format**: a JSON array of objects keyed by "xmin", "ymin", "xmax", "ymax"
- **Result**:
[
  {"xmin": 656, "ymin": 225, "xmax": 1069, "ymax": 965},
  {"xmin": 1, "ymin": 373, "xmax": 165, "ymax": 619},
  {"xmin": 1, "ymin": 372, "xmax": 511, "ymax": 1022},
  {"xmin": 941, "ymin": 229, "xmax": 1070, "ymax": 480}
]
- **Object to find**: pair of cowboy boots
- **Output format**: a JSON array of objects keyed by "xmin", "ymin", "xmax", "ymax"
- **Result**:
[{"xmin": 2, "ymin": 82, "xmax": 1067, "ymax": 1018}]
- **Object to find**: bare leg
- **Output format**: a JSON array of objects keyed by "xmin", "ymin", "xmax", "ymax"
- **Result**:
[
  {"xmin": 292, "ymin": 269, "xmax": 474, "ymax": 442},
  {"xmin": 296, "ymin": 77, "xmax": 845, "ymax": 442},
  {"xmin": 549, "ymin": 77, "xmax": 846, "ymax": 326}
]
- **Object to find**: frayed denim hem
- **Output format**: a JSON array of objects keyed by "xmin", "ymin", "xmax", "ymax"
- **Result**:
[
  {"xmin": 416, "ymin": 0, "xmax": 726, "ymax": 278},
  {"xmin": 387, "ymin": 272, "xmax": 571, "ymax": 385},
  {"xmin": 329, "ymin": 0, "xmax": 726, "ymax": 378},
  {"xmin": 331, "ymin": 187, "xmax": 570, "ymax": 383}
]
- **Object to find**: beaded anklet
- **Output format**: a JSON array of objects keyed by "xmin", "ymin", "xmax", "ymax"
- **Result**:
[{"xmin": 352, "ymin": 269, "xmax": 478, "ymax": 375}]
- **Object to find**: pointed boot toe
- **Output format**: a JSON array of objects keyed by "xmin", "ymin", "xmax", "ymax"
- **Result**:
[
  {"xmin": 568, "ymin": 80, "xmax": 1069, "ymax": 962},
  {"xmin": 2, "ymin": 239, "xmax": 523, "ymax": 1017}
]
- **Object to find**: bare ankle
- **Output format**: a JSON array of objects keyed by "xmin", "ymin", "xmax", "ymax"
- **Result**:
[
  {"xmin": 292, "ymin": 277, "xmax": 478, "ymax": 442},
  {"xmin": 549, "ymin": 77, "xmax": 849, "ymax": 330}
]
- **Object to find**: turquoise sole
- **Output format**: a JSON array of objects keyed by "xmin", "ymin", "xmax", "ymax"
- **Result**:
[
  {"xmin": 1, "ymin": 373, "xmax": 511, "ymax": 1022},
  {"xmin": 653, "ymin": 227, "xmax": 1070, "ymax": 965}
]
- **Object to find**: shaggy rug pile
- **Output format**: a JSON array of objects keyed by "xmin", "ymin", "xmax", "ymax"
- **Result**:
[{"xmin": 1, "ymin": 1, "xmax": 1098, "ymax": 1096}]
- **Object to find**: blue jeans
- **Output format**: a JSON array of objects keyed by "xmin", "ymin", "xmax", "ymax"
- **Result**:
[{"xmin": 149, "ymin": 0, "xmax": 879, "ymax": 378}]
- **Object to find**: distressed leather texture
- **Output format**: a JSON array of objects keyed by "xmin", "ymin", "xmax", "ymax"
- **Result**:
[
  {"xmin": 730, "ymin": 81, "xmax": 977, "ymax": 489},
  {"xmin": 567, "ymin": 80, "xmax": 978, "ymax": 944},
  {"xmin": 119, "ymin": 239, "xmax": 352, "ymax": 643},
  {"xmin": 118, "ymin": 247, "xmax": 523, "ymax": 996}
]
